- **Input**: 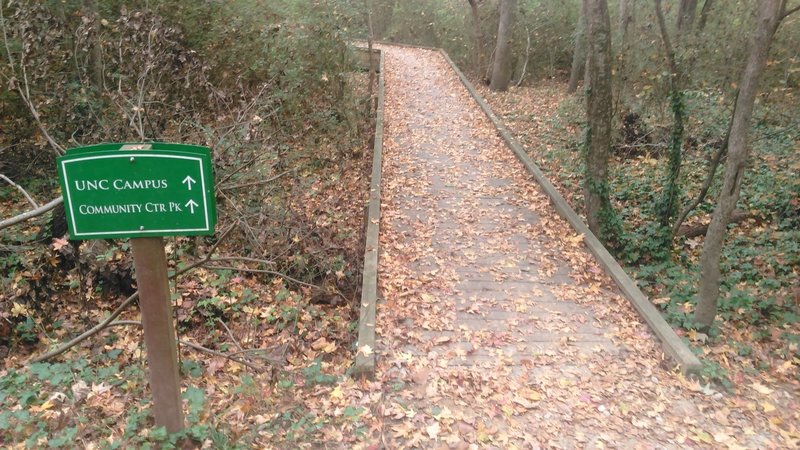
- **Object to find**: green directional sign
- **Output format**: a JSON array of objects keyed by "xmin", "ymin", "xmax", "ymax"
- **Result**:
[{"xmin": 57, "ymin": 144, "xmax": 217, "ymax": 239}]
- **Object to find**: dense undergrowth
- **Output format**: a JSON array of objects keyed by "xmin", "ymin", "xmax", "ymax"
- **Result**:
[{"xmin": 1, "ymin": 1, "xmax": 377, "ymax": 446}]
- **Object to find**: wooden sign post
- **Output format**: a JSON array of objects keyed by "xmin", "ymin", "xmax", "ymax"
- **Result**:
[
  {"xmin": 132, "ymin": 236, "xmax": 184, "ymax": 432},
  {"xmin": 57, "ymin": 143, "xmax": 217, "ymax": 433}
]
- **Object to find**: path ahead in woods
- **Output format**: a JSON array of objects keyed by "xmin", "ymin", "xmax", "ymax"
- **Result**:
[{"xmin": 369, "ymin": 45, "xmax": 788, "ymax": 448}]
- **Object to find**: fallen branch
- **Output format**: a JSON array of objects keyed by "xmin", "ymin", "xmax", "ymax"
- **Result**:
[
  {"xmin": 205, "ymin": 263, "xmax": 348, "ymax": 304},
  {"xmin": 0, "ymin": 197, "xmax": 62, "ymax": 231},
  {"xmin": 167, "ymin": 223, "xmax": 235, "ymax": 278},
  {"xmin": 209, "ymin": 256, "xmax": 276, "ymax": 266},
  {"xmin": 227, "ymin": 346, "xmax": 286, "ymax": 366},
  {"xmin": 0, "ymin": 243, "xmax": 34, "ymax": 253},
  {"xmin": 204, "ymin": 263, "xmax": 318, "ymax": 290},
  {"xmin": 678, "ymin": 209, "xmax": 755, "ymax": 238},
  {"xmin": 84, "ymin": 320, "xmax": 269, "ymax": 372},
  {"xmin": 30, "ymin": 292, "xmax": 139, "ymax": 363},
  {"xmin": 217, "ymin": 318, "xmax": 244, "ymax": 354},
  {"xmin": 30, "ymin": 224, "xmax": 235, "ymax": 364},
  {"xmin": 178, "ymin": 338, "xmax": 266, "ymax": 372}
]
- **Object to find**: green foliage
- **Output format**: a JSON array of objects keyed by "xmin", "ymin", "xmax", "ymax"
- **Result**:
[
  {"xmin": 1, "ymin": 356, "xmax": 126, "ymax": 444},
  {"xmin": 654, "ymin": 90, "xmax": 685, "ymax": 230},
  {"xmin": 159, "ymin": 0, "xmax": 360, "ymax": 140},
  {"xmin": 183, "ymin": 386, "xmax": 205, "ymax": 421},
  {"xmin": 701, "ymin": 359, "xmax": 733, "ymax": 388},
  {"xmin": 303, "ymin": 358, "xmax": 338, "ymax": 386},
  {"xmin": 533, "ymin": 23, "xmax": 799, "ymax": 367}
]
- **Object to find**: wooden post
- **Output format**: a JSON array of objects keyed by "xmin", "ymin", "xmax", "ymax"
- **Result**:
[{"xmin": 131, "ymin": 237, "xmax": 184, "ymax": 433}]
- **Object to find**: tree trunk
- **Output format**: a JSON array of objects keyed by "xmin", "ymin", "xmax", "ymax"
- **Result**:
[
  {"xmin": 83, "ymin": 0, "xmax": 103, "ymax": 89},
  {"xmin": 619, "ymin": 0, "xmax": 635, "ymax": 43},
  {"xmin": 489, "ymin": 0, "xmax": 517, "ymax": 92},
  {"xmin": 694, "ymin": 0, "xmax": 786, "ymax": 330},
  {"xmin": 467, "ymin": 0, "xmax": 483, "ymax": 73},
  {"xmin": 567, "ymin": 0, "xmax": 588, "ymax": 94},
  {"xmin": 654, "ymin": 0, "xmax": 684, "ymax": 231},
  {"xmin": 697, "ymin": 0, "xmax": 715, "ymax": 31},
  {"xmin": 583, "ymin": 0, "xmax": 619, "ymax": 248},
  {"xmin": 365, "ymin": 0, "xmax": 375, "ymax": 105},
  {"xmin": 676, "ymin": 0, "xmax": 698, "ymax": 34},
  {"xmin": 372, "ymin": 0, "xmax": 395, "ymax": 39},
  {"xmin": 614, "ymin": 0, "xmax": 636, "ymax": 114}
]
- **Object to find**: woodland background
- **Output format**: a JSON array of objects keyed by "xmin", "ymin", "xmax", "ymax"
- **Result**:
[{"xmin": 0, "ymin": 0, "xmax": 798, "ymax": 447}]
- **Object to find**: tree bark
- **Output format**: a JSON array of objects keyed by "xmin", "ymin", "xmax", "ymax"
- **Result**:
[
  {"xmin": 694, "ymin": 0, "xmax": 786, "ymax": 330},
  {"xmin": 619, "ymin": 0, "xmax": 635, "ymax": 43},
  {"xmin": 365, "ymin": 0, "xmax": 375, "ymax": 105},
  {"xmin": 583, "ymin": 0, "xmax": 619, "ymax": 247},
  {"xmin": 676, "ymin": 0, "xmax": 698, "ymax": 34},
  {"xmin": 372, "ymin": 0, "xmax": 395, "ymax": 39},
  {"xmin": 467, "ymin": 0, "xmax": 483, "ymax": 73},
  {"xmin": 567, "ymin": 0, "xmax": 588, "ymax": 94},
  {"xmin": 489, "ymin": 0, "xmax": 517, "ymax": 92},
  {"xmin": 82, "ymin": 0, "xmax": 103, "ymax": 89},
  {"xmin": 697, "ymin": 0, "xmax": 715, "ymax": 31}
]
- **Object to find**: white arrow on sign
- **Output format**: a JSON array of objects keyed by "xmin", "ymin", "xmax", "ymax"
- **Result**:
[
  {"xmin": 185, "ymin": 199, "xmax": 199, "ymax": 214},
  {"xmin": 182, "ymin": 175, "xmax": 196, "ymax": 191}
]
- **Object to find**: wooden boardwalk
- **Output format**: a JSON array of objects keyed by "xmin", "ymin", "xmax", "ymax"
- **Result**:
[{"xmin": 367, "ymin": 45, "xmax": 779, "ymax": 449}]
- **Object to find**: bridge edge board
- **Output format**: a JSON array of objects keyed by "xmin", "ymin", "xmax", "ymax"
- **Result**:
[{"xmin": 352, "ymin": 47, "xmax": 385, "ymax": 379}]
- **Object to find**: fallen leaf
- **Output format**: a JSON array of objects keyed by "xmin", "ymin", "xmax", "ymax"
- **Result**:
[
  {"xmin": 426, "ymin": 421, "xmax": 440, "ymax": 439},
  {"xmin": 751, "ymin": 382, "xmax": 774, "ymax": 395}
]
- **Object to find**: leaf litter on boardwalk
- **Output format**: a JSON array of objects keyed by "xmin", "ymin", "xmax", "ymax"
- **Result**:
[{"xmin": 359, "ymin": 45, "xmax": 799, "ymax": 449}]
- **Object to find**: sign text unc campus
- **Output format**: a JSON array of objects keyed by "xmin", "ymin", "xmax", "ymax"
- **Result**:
[{"xmin": 57, "ymin": 143, "xmax": 216, "ymax": 239}]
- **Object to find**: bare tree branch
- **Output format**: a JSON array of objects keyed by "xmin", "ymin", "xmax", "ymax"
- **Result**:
[
  {"xmin": 0, "ymin": 6, "xmax": 65, "ymax": 156},
  {"xmin": 672, "ymin": 142, "xmax": 728, "ymax": 235},
  {"xmin": 515, "ymin": 22, "xmax": 531, "ymax": 87},
  {"xmin": 782, "ymin": 2, "xmax": 800, "ymax": 19},
  {"xmin": 220, "ymin": 170, "xmax": 290, "ymax": 191},
  {"xmin": 0, "ymin": 174, "xmax": 39, "ymax": 208},
  {"xmin": 654, "ymin": 0, "xmax": 679, "ymax": 83},
  {"xmin": 177, "ymin": 338, "xmax": 267, "ymax": 372},
  {"xmin": 698, "ymin": 0, "xmax": 715, "ymax": 30},
  {"xmin": 30, "ymin": 292, "xmax": 140, "ymax": 363},
  {"xmin": 0, "ymin": 197, "xmax": 62, "ymax": 231}
]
